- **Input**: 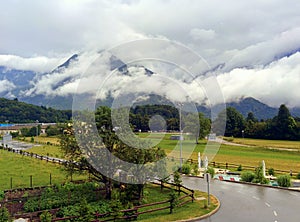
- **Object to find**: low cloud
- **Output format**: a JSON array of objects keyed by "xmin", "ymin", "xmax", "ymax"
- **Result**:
[
  {"xmin": 0, "ymin": 55, "xmax": 67, "ymax": 73},
  {"xmin": 217, "ymin": 52, "xmax": 300, "ymax": 107}
]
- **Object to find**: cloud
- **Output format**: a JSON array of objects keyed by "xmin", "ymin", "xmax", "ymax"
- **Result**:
[
  {"xmin": 217, "ymin": 52, "xmax": 300, "ymax": 107},
  {"xmin": 189, "ymin": 28, "xmax": 216, "ymax": 41},
  {"xmin": 0, "ymin": 79, "xmax": 15, "ymax": 94},
  {"xmin": 0, "ymin": 55, "xmax": 67, "ymax": 73},
  {"xmin": 1, "ymin": 0, "xmax": 300, "ymax": 107}
]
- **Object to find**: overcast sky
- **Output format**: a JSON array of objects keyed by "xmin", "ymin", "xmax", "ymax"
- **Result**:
[{"xmin": 1, "ymin": 0, "xmax": 300, "ymax": 107}]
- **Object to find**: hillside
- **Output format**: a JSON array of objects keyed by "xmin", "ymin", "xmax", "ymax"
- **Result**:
[{"xmin": 0, "ymin": 98, "xmax": 71, "ymax": 123}]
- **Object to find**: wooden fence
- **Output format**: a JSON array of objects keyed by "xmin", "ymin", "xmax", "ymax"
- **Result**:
[{"xmin": 12, "ymin": 181, "xmax": 194, "ymax": 222}]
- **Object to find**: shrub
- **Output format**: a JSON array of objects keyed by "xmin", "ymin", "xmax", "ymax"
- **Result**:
[
  {"xmin": 0, "ymin": 207, "xmax": 11, "ymax": 222},
  {"xmin": 181, "ymin": 164, "xmax": 191, "ymax": 174},
  {"xmin": 206, "ymin": 167, "xmax": 215, "ymax": 178},
  {"xmin": 297, "ymin": 172, "xmax": 300, "ymax": 179},
  {"xmin": 237, "ymin": 165, "xmax": 242, "ymax": 171},
  {"xmin": 0, "ymin": 190, "xmax": 4, "ymax": 201},
  {"xmin": 277, "ymin": 175, "xmax": 291, "ymax": 187},
  {"xmin": 268, "ymin": 168, "xmax": 275, "ymax": 176},
  {"xmin": 241, "ymin": 171, "xmax": 255, "ymax": 182},
  {"xmin": 40, "ymin": 211, "xmax": 52, "ymax": 222}
]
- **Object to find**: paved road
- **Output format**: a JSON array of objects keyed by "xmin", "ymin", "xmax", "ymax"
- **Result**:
[{"xmin": 182, "ymin": 176, "xmax": 300, "ymax": 222}]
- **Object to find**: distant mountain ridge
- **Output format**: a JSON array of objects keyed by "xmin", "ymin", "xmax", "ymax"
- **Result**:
[{"xmin": 1, "ymin": 53, "xmax": 300, "ymax": 119}]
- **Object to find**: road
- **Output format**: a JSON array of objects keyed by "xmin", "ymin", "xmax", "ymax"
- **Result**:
[{"xmin": 182, "ymin": 176, "xmax": 300, "ymax": 222}]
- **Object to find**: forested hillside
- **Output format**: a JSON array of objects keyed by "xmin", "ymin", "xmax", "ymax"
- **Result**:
[{"xmin": 0, "ymin": 98, "xmax": 72, "ymax": 123}]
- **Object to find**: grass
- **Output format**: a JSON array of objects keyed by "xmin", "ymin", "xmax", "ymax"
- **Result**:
[
  {"xmin": 18, "ymin": 136, "xmax": 60, "ymax": 145},
  {"xmin": 225, "ymin": 137, "xmax": 300, "ymax": 150},
  {"xmin": 0, "ymin": 149, "xmax": 87, "ymax": 190},
  {"xmin": 137, "ymin": 133, "xmax": 300, "ymax": 173},
  {"xmin": 138, "ymin": 184, "xmax": 218, "ymax": 221},
  {"xmin": 27, "ymin": 144, "xmax": 64, "ymax": 159}
]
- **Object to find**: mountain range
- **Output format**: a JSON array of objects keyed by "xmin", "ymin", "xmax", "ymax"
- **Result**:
[{"xmin": 1, "ymin": 54, "xmax": 300, "ymax": 120}]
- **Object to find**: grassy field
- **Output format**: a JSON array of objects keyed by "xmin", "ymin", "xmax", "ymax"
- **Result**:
[
  {"xmin": 225, "ymin": 137, "xmax": 300, "ymax": 150},
  {"xmin": 16, "ymin": 133, "xmax": 300, "ymax": 174},
  {"xmin": 138, "ymin": 133, "xmax": 300, "ymax": 173},
  {"xmin": 27, "ymin": 144, "xmax": 64, "ymax": 159},
  {"xmin": 0, "ymin": 149, "xmax": 87, "ymax": 190},
  {"xmin": 19, "ymin": 136, "xmax": 60, "ymax": 145}
]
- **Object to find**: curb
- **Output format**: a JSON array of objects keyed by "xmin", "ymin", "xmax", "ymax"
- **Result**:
[{"xmin": 175, "ymin": 194, "xmax": 221, "ymax": 222}]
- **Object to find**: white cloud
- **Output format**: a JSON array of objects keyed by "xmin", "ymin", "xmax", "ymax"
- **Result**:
[
  {"xmin": 0, "ymin": 80, "xmax": 15, "ymax": 93},
  {"xmin": 1, "ymin": 0, "xmax": 300, "ymax": 107},
  {"xmin": 217, "ymin": 52, "xmax": 300, "ymax": 107},
  {"xmin": 189, "ymin": 28, "xmax": 216, "ymax": 41},
  {"xmin": 0, "ymin": 55, "xmax": 67, "ymax": 73}
]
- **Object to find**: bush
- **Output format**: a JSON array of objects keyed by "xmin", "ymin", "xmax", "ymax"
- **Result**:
[
  {"xmin": 206, "ymin": 167, "xmax": 215, "ymax": 178},
  {"xmin": 0, "ymin": 190, "xmax": 4, "ymax": 201},
  {"xmin": 241, "ymin": 171, "xmax": 255, "ymax": 182},
  {"xmin": 0, "ymin": 207, "xmax": 11, "ymax": 222},
  {"xmin": 237, "ymin": 165, "xmax": 242, "ymax": 171},
  {"xmin": 181, "ymin": 164, "xmax": 191, "ymax": 174},
  {"xmin": 40, "ymin": 211, "xmax": 52, "ymax": 222},
  {"xmin": 268, "ymin": 168, "xmax": 275, "ymax": 176},
  {"xmin": 296, "ymin": 172, "xmax": 300, "ymax": 179},
  {"xmin": 277, "ymin": 175, "xmax": 291, "ymax": 187}
]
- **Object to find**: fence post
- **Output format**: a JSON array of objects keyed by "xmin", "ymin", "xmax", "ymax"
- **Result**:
[
  {"xmin": 50, "ymin": 173, "xmax": 52, "ymax": 185},
  {"xmin": 226, "ymin": 163, "xmax": 228, "ymax": 169},
  {"xmin": 30, "ymin": 175, "xmax": 33, "ymax": 188},
  {"xmin": 10, "ymin": 177, "xmax": 12, "ymax": 189}
]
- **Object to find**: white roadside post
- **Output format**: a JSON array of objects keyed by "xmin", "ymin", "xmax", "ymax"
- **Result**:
[
  {"xmin": 204, "ymin": 156, "xmax": 210, "ymax": 206},
  {"xmin": 198, "ymin": 152, "xmax": 201, "ymax": 170},
  {"xmin": 262, "ymin": 160, "xmax": 266, "ymax": 178}
]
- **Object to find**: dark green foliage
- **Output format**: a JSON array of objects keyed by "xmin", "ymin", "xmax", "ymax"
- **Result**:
[
  {"xmin": 252, "ymin": 164, "xmax": 269, "ymax": 184},
  {"xmin": 277, "ymin": 175, "xmax": 291, "ymax": 187},
  {"xmin": 24, "ymin": 182, "xmax": 102, "ymax": 212},
  {"xmin": 0, "ymin": 190, "xmax": 4, "ymax": 200},
  {"xmin": 268, "ymin": 168, "xmax": 275, "ymax": 176},
  {"xmin": 0, "ymin": 97, "xmax": 71, "ymax": 123},
  {"xmin": 297, "ymin": 172, "xmax": 300, "ymax": 179},
  {"xmin": 0, "ymin": 207, "xmax": 11, "ymax": 222},
  {"xmin": 181, "ymin": 164, "xmax": 191, "ymax": 174},
  {"xmin": 206, "ymin": 167, "xmax": 215, "ymax": 178},
  {"xmin": 237, "ymin": 165, "xmax": 243, "ymax": 171},
  {"xmin": 240, "ymin": 171, "xmax": 255, "ymax": 182},
  {"xmin": 39, "ymin": 211, "xmax": 52, "ymax": 222},
  {"xmin": 45, "ymin": 125, "xmax": 61, "ymax": 136},
  {"xmin": 169, "ymin": 189, "xmax": 179, "ymax": 214}
]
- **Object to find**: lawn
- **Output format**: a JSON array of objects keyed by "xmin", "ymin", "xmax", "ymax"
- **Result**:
[{"xmin": 0, "ymin": 149, "xmax": 87, "ymax": 190}]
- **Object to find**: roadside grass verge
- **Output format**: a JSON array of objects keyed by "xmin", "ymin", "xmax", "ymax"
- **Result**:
[{"xmin": 139, "ymin": 184, "xmax": 218, "ymax": 222}]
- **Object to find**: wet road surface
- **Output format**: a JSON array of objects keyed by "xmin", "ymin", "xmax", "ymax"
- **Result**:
[{"xmin": 182, "ymin": 176, "xmax": 300, "ymax": 222}]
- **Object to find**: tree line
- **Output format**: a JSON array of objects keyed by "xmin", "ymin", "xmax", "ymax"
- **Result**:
[
  {"xmin": 214, "ymin": 104, "xmax": 300, "ymax": 140},
  {"xmin": 0, "ymin": 98, "xmax": 71, "ymax": 123}
]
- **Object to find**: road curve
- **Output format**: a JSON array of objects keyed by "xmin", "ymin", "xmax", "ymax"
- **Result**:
[{"xmin": 182, "ymin": 176, "xmax": 300, "ymax": 222}]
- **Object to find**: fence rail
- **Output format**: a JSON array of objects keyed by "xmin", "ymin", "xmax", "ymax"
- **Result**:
[{"xmin": 11, "ymin": 181, "xmax": 195, "ymax": 222}]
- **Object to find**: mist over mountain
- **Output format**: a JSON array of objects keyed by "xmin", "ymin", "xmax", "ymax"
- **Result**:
[{"xmin": 1, "ymin": 52, "xmax": 300, "ymax": 120}]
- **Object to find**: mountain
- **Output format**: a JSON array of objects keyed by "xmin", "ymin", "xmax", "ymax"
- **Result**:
[
  {"xmin": 226, "ymin": 97, "xmax": 278, "ymax": 120},
  {"xmin": 1, "ymin": 54, "xmax": 300, "ymax": 120}
]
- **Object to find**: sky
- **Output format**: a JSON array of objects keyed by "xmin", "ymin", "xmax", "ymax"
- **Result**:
[{"xmin": 1, "ymin": 0, "xmax": 300, "ymax": 107}]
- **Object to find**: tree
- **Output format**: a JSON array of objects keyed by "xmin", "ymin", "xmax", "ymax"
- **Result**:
[
  {"xmin": 220, "ymin": 107, "xmax": 245, "ymax": 137},
  {"xmin": 271, "ymin": 104, "xmax": 298, "ymax": 140},
  {"xmin": 60, "ymin": 106, "xmax": 167, "ymax": 201}
]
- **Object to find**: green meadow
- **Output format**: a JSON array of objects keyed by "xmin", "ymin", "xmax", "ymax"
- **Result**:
[{"xmin": 0, "ymin": 149, "xmax": 87, "ymax": 190}]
